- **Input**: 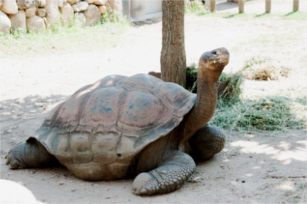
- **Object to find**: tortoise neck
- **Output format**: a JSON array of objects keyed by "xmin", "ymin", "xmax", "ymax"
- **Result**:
[{"xmin": 179, "ymin": 69, "xmax": 218, "ymax": 151}]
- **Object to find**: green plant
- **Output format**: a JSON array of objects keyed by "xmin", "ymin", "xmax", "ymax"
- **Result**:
[
  {"xmin": 186, "ymin": 63, "xmax": 198, "ymax": 93},
  {"xmin": 185, "ymin": 64, "xmax": 244, "ymax": 105},
  {"xmin": 209, "ymin": 97, "xmax": 307, "ymax": 132},
  {"xmin": 218, "ymin": 72, "xmax": 244, "ymax": 106},
  {"xmin": 0, "ymin": 13, "xmax": 130, "ymax": 56},
  {"xmin": 185, "ymin": 0, "xmax": 209, "ymax": 15}
]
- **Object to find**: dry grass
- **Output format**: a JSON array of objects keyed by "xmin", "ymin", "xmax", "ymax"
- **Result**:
[{"xmin": 242, "ymin": 56, "xmax": 291, "ymax": 80}]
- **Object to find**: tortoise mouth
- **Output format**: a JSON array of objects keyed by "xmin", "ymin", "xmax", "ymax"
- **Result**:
[
  {"xmin": 206, "ymin": 57, "xmax": 229, "ymax": 68},
  {"xmin": 213, "ymin": 58, "xmax": 228, "ymax": 64},
  {"xmin": 200, "ymin": 48, "xmax": 230, "ymax": 66}
]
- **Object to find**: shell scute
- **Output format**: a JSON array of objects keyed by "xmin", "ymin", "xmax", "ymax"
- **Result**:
[
  {"xmin": 118, "ymin": 91, "xmax": 170, "ymax": 131},
  {"xmin": 79, "ymin": 86, "xmax": 123, "ymax": 128},
  {"xmin": 70, "ymin": 133, "xmax": 92, "ymax": 163},
  {"xmin": 119, "ymin": 74, "xmax": 162, "ymax": 89},
  {"xmin": 155, "ymin": 83, "xmax": 196, "ymax": 110},
  {"xmin": 91, "ymin": 131, "xmax": 120, "ymax": 158}
]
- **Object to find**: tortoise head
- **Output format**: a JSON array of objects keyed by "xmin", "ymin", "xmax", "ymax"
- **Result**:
[{"xmin": 198, "ymin": 47, "xmax": 229, "ymax": 82}]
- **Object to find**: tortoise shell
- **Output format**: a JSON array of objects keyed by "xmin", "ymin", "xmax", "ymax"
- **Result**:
[{"xmin": 31, "ymin": 74, "xmax": 196, "ymax": 179}]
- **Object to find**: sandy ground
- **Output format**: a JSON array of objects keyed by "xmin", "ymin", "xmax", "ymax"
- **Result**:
[{"xmin": 1, "ymin": 1, "xmax": 307, "ymax": 203}]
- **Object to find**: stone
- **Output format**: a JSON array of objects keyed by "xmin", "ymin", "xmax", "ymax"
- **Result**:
[
  {"xmin": 107, "ymin": 0, "xmax": 122, "ymax": 13},
  {"xmin": 72, "ymin": 1, "xmax": 88, "ymax": 12},
  {"xmin": 85, "ymin": 0, "xmax": 96, "ymax": 3},
  {"xmin": 0, "ymin": 0, "xmax": 18, "ymax": 14},
  {"xmin": 38, "ymin": 0, "xmax": 46, "ymax": 7},
  {"xmin": 45, "ymin": 0, "xmax": 59, "ymax": 25},
  {"xmin": 36, "ymin": 8, "xmax": 45, "ymax": 17},
  {"xmin": 84, "ymin": 4, "xmax": 101, "ymax": 25},
  {"xmin": 0, "ymin": 0, "xmax": 2, "ymax": 8},
  {"xmin": 75, "ymin": 12, "xmax": 86, "ymax": 27},
  {"xmin": 26, "ymin": 15, "xmax": 46, "ymax": 31},
  {"xmin": 0, "ymin": 180, "xmax": 38, "ymax": 204},
  {"xmin": 93, "ymin": 0, "xmax": 107, "ymax": 6},
  {"xmin": 9, "ymin": 10, "xmax": 26, "ymax": 33},
  {"xmin": 67, "ymin": 0, "xmax": 79, "ymax": 5},
  {"xmin": 17, "ymin": 0, "xmax": 39, "ymax": 9},
  {"xmin": 0, "ymin": 10, "xmax": 11, "ymax": 34},
  {"xmin": 60, "ymin": 3, "xmax": 73, "ymax": 25},
  {"xmin": 58, "ymin": 0, "xmax": 63, "ymax": 8},
  {"xmin": 98, "ymin": 5, "xmax": 106, "ymax": 14},
  {"xmin": 25, "ymin": 7, "xmax": 36, "ymax": 18}
]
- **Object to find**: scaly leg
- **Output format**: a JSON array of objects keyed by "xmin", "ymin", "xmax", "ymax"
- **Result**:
[
  {"xmin": 189, "ymin": 125, "xmax": 226, "ymax": 160},
  {"xmin": 132, "ymin": 150, "xmax": 196, "ymax": 195},
  {"xmin": 6, "ymin": 138, "xmax": 56, "ymax": 169}
]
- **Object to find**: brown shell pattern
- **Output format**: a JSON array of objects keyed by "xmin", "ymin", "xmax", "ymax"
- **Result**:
[{"xmin": 32, "ymin": 74, "xmax": 196, "ymax": 163}]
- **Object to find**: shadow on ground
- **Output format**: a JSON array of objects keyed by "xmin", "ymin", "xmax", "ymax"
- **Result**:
[
  {"xmin": 0, "ymin": 94, "xmax": 306, "ymax": 203},
  {"xmin": 217, "ymin": 2, "xmax": 238, "ymax": 12}
]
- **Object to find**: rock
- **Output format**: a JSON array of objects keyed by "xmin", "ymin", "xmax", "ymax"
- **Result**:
[
  {"xmin": 58, "ymin": 0, "xmax": 63, "ymax": 8},
  {"xmin": 72, "ymin": 1, "xmax": 88, "ymax": 12},
  {"xmin": 93, "ymin": 0, "xmax": 107, "ymax": 6},
  {"xmin": 60, "ymin": 3, "xmax": 73, "ymax": 25},
  {"xmin": 9, "ymin": 10, "xmax": 26, "ymax": 33},
  {"xmin": 38, "ymin": 0, "xmax": 46, "ymax": 7},
  {"xmin": 85, "ymin": 0, "xmax": 96, "ymax": 3},
  {"xmin": 0, "ymin": 10, "xmax": 11, "ymax": 34},
  {"xmin": 75, "ymin": 12, "xmax": 86, "ymax": 27},
  {"xmin": 0, "ymin": 0, "xmax": 2, "ymax": 8},
  {"xmin": 25, "ymin": 7, "xmax": 36, "ymax": 18},
  {"xmin": 0, "ymin": 180, "xmax": 39, "ymax": 204},
  {"xmin": 36, "ymin": 8, "xmax": 45, "ymax": 17},
  {"xmin": 45, "ymin": 0, "xmax": 59, "ymax": 25},
  {"xmin": 17, "ymin": 0, "xmax": 39, "ymax": 9},
  {"xmin": 98, "ymin": 5, "xmax": 106, "ymax": 14},
  {"xmin": 0, "ymin": 0, "xmax": 18, "ymax": 14},
  {"xmin": 26, "ymin": 15, "xmax": 46, "ymax": 31},
  {"xmin": 84, "ymin": 4, "xmax": 101, "ymax": 25},
  {"xmin": 107, "ymin": 0, "xmax": 122, "ymax": 13},
  {"xmin": 67, "ymin": 0, "xmax": 79, "ymax": 5}
]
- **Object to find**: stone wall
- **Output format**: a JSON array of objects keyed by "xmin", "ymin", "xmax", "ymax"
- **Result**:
[{"xmin": 0, "ymin": 0, "xmax": 122, "ymax": 34}]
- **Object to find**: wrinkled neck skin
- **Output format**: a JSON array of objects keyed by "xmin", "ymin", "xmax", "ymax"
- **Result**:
[{"xmin": 179, "ymin": 64, "xmax": 219, "ymax": 152}]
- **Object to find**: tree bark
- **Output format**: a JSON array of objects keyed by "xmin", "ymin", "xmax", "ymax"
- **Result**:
[{"xmin": 161, "ymin": 0, "xmax": 186, "ymax": 87}]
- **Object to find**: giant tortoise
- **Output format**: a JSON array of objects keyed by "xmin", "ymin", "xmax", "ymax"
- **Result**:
[{"xmin": 6, "ymin": 48, "xmax": 229, "ymax": 195}]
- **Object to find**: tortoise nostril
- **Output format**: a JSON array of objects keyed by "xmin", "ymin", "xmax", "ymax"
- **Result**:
[{"xmin": 117, "ymin": 154, "xmax": 122, "ymax": 157}]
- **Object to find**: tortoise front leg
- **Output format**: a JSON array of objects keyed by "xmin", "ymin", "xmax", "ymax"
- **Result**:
[
  {"xmin": 6, "ymin": 138, "xmax": 56, "ymax": 169},
  {"xmin": 189, "ymin": 125, "xmax": 226, "ymax": 161},
  {"xmin": 132, "ymin": 150, "xmax": 196, "ymax": 195}
]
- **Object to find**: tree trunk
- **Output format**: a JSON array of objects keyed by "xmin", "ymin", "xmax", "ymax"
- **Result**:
[{"xmin": 161, "ymin": 0, "xmax": 186, "ymax": 87}]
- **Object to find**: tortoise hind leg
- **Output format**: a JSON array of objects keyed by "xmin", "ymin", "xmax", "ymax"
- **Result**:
[
  {"xmin": 132, "ymin": 150, "xmax": 196, "ymax": 195},
  {"xmin": 6, "ymin": 138, "xmax": 57, "ymax": 169},
  {"xmin": 189, "ymin": 125, "xmax": 226, "ymax": 161}
]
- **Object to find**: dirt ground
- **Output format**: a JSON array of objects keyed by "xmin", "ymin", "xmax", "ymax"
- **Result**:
[{"xmin": 1, "ymin": 1, "xmax": 307, "ymax": 203}]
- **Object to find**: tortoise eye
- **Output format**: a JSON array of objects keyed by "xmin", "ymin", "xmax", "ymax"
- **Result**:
[{"xmin": 212, "ymin": 51, "xmax": 217, "ymax": 55}]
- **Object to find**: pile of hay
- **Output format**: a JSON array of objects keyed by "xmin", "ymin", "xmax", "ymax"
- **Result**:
[{"xmin": 242, "ymin": 56, "xmax": 290, "ymax": 80}]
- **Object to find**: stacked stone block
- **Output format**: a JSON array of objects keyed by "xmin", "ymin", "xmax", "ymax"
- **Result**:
[{"xmin": 0, "ymin": 0, "xmax": 118, "ymax": 34}]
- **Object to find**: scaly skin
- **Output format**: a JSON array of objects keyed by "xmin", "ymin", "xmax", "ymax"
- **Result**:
[
  {"xmin": 6, "ymin": 139, "xmax": 54, "ymax": 169},
  {"xmin": 189, "ymin": 125, "xmax": 226, "ymax": 161},
  {"xmin": 132, "ymin": 150, "xmax": 196, "ymax": 195}
]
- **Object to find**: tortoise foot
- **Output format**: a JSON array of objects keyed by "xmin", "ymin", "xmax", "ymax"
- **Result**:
[
  {"xmin": 132, "ymin": 150, "xmax": 196, "ymax": 196},
  {"xmin": 132, "ymin": 172, "xmax": 158, "ymax": 195},
  {"xmin": 5, "ymin": 145, "xmax": 27, "ymax": 169}
]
